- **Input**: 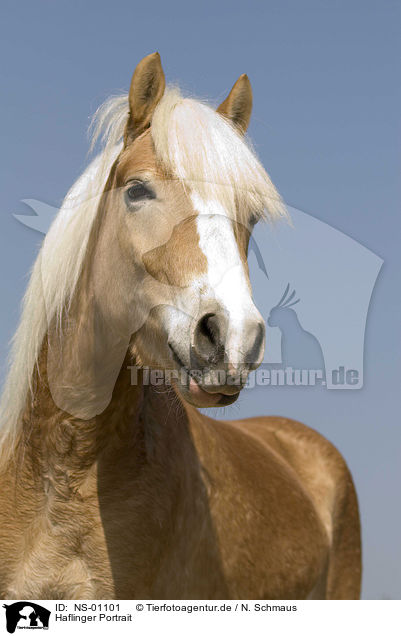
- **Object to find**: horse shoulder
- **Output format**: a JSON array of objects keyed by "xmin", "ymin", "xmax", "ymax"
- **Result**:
[
  {"xmin": 188, "ymin": 411, "xmax": 334, "ymax": 598},
  {"xmin": 223, "ymin": 415, "xmax": 362, "ymax": 597}
]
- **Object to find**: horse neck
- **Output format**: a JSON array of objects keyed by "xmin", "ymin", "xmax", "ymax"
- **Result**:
[
  {"xmin": 19, "ymin": 336, "xmax": 191, "ymax": 492},
  {"xmin": 19, "ymin": 341, "xmax": 135, "ymax": 469}
]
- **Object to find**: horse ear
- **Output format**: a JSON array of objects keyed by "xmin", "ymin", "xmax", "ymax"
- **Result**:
[
  {"xmin": 217, "ymin": 74, "xmax": 253, "ymax": 134},
  {"xmin": 124, "ymin": 52, "xmax": 166, "ymax": 145}
]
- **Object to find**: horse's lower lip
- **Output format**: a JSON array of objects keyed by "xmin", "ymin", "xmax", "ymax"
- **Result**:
[{"xmin": 188, "ymin": 377, "xmax": 224, "ymax": 405}]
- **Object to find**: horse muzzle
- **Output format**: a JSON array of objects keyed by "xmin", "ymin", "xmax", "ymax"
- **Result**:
[{"xmin": 168, "ymin": 307, "xmax": 265, "ymax": 407}]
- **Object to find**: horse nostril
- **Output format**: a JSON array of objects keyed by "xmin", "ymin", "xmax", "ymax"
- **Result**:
[
  {"xmin": 199, "ymin": 313, "xmax": 217, "ymax": 344},
  {"xmin": 192, "ymin": 312, "xmax": 264, "ymax": 371},
  {"xmin": 193, "ymin": 312, "xmax": 225, "ymax": 364}
]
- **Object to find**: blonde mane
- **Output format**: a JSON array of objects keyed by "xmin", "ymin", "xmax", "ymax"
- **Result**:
[{"xmin": 0, "ymin": 86, "xmax": 286, "ymax": 460}]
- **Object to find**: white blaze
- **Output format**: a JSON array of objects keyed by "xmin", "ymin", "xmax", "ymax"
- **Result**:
[{"xmin": 192, "ymin": 192, "xmax": 263, "ymax": 364}]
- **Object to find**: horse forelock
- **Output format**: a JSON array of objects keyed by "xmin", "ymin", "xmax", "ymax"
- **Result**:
[{"xmin": 150, "ymin": 88, "xmax": 286, "ymax": 226}]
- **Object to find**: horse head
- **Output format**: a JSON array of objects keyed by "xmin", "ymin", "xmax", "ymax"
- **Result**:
[{"xmin": 89, "ymin": 53, "xmax": 285, "ymax": 407}]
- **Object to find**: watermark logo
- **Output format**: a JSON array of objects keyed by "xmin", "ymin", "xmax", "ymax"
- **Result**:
[
  {"xmin": 13, "ymin": 200, "xmax": 383, "ymax": 391},
  {"xmin": 2, "ymin": 602, "xmax": 51, "ymax": 633}
]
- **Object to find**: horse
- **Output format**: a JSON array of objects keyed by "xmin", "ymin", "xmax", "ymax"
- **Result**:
[{"xmin": 0, "ymin": 53, "xmax": 361, "ymax": 599}]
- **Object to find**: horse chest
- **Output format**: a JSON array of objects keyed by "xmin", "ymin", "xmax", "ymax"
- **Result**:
[
  {"xmin": 6, "ymin": 552, "xmax": 107, "ymax": 600},
  {"xmin": 1, "ymin": 495, "xmax": 114, "ymax": 599}
]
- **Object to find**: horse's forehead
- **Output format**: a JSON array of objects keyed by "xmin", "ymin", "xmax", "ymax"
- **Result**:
[{"xmin": 116, "ymin": 130, "xmax": 164, "ymax": 181}]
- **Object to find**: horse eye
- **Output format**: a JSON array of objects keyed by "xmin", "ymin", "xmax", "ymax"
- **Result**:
[{"xmin": 126, "ymin": 182, "xmax": 155, "ymax": 203}]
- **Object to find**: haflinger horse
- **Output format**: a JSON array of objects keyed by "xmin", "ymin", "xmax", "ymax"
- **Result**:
[{"xmin": 0, "ymin": 53, "xmax": 361, "ymax": 600}]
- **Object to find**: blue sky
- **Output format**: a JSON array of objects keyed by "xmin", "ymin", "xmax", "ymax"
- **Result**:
[{"xmin": 0, "ymin": 0, "xmax": 399, "ymax": 598}]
